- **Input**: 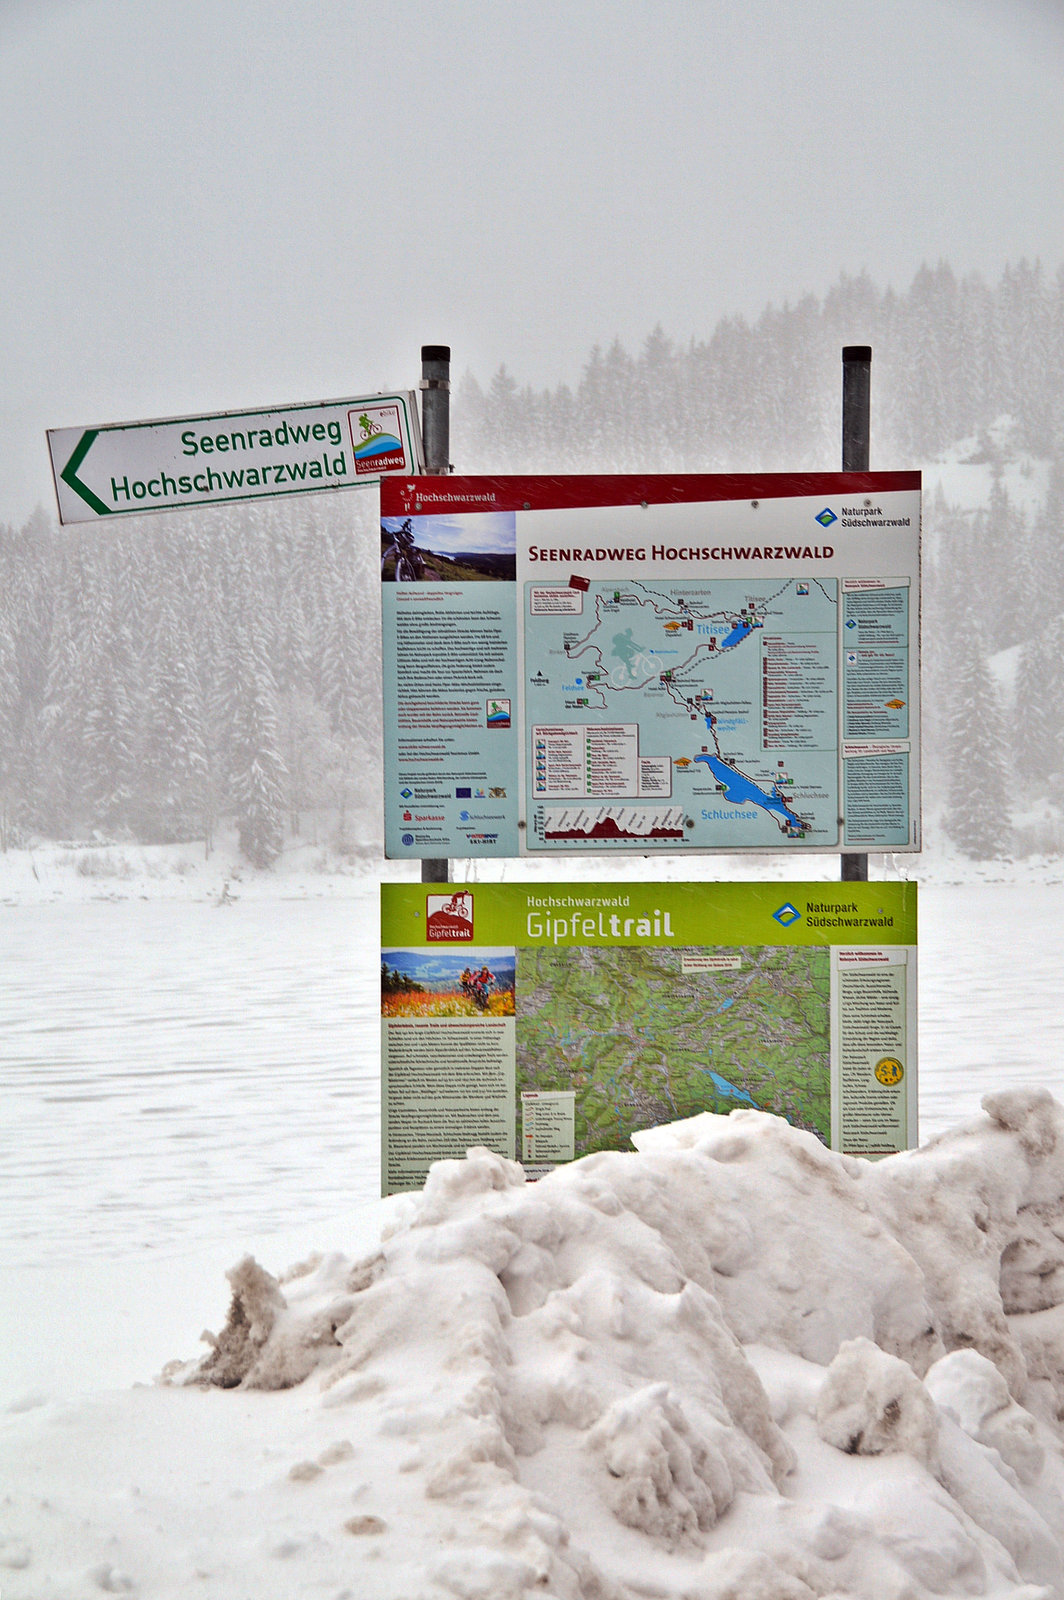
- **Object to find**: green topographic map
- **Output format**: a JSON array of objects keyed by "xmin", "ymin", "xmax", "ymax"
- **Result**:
[{"xmin": 516, "ymin": 944, "xmax": 830, "ymax": 1155}]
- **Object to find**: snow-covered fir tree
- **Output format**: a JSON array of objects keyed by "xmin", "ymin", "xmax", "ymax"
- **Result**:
[
  {"xmin": 223, "ymin": 623, "xmax": 287, "ymax": 869},
  {"xmin": 945, "ymin": 609, "xmax": 1012, "ymax": 858}
]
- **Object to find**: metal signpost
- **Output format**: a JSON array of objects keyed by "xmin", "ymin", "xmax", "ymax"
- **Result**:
[
  {"xmin": 418, "ymin": 345, "xmax": 454, "ymax": 887},
  {"xmin": 47, "ymin": 392, "xmax": 423, "ymax": 525},
  {"xmin": 841, "ymin": 345, "xmax": 873, "ymax": 883}
]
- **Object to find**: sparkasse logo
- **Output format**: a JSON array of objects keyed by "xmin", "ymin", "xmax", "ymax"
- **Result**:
[{"xmin": 426, "ymin": 890, "xmax": 474, "ymax": 941}]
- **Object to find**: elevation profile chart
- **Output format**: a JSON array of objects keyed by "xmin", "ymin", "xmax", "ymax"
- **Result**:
[{"xmin": 538, "ymin": 806, "xmax": 686, "ymax": 843}]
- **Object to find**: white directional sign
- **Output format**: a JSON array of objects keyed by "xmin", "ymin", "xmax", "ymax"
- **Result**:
[{"xmin": 47, "ymin": 392, "xmax": 424, "ymax": 525}]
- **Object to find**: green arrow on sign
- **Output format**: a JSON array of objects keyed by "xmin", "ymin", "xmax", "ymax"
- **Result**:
[{"xmin": 59, "ymin": 431, "xmax": 111, "ymax": 517}]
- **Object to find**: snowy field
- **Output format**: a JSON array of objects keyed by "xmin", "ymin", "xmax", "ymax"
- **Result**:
[{"xmin": 5, "ymin": 848, "xmax": 1064, "ymax": 1596}]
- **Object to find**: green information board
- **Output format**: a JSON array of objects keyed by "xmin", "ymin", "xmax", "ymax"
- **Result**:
[{"xmin": 380, "ymin": 880, "xmax": 917, "ymax": 1193}]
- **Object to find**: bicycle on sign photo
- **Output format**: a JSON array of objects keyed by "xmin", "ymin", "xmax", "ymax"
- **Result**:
[
  {"xmin": 380, "ymin": 518, "xmax": 425, "ymax": 582},
  {"xmin": 460, "ymin": 964, "xmax": 498, "ymax": 1012}
]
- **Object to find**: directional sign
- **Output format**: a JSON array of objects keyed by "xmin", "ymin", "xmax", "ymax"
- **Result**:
[{"xmin": 47, "ymin": 392, "xmax": 424, "ymax": 525}]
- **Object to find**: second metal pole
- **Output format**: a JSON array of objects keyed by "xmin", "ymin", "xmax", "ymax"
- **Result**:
[{"xmin": 841, "ymin": 345, "xmax": 871, "ymax": 884}]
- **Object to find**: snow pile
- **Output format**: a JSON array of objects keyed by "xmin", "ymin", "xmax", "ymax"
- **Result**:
[{"xmin": 7, "ymin": 1093, "xmax": 1064, "ymax": 1597}]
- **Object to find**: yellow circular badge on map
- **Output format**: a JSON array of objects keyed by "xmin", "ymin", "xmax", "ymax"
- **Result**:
[{"xmin": 874, "ymin": 1057, "xmax": 904, "ymax": 1086}]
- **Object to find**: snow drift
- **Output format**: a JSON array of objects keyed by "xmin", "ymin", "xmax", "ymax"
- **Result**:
[{"xmin": 7, "ymin": 1090, "xmax": 1064, "ymax": 1598}]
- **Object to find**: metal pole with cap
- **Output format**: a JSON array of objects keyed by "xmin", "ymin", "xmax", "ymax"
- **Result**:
[
  {"xmin": 419, "ymin": 345, "xmax": 453, "ymax": 886},
  {"xmin": 841, "ymin": 345, "xmax": 871, "ymax": 884}
]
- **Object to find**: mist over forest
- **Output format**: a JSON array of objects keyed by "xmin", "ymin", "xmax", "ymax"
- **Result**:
[{"xmin": 2, "ymin": 260, "xmax": 1061, "ymax": 865}]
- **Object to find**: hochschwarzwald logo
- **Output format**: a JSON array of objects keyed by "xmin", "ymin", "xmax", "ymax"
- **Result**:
[
  {"xmin": 772, "ymin": 902, "xmax": 802, "ymax": 926},
  {"xmin": 815, "ymin": 507, "xmax": 837, "ymax": 527}
]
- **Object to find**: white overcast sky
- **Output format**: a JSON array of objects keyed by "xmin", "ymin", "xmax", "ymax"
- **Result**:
[{"xmin": 1, "ymin": 0, "xmax": 1062, "ymax": 521}]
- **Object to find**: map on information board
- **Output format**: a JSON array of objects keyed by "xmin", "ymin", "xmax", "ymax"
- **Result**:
[
  {"xmin": 517, "ymin": 943, "xmax": 831, "ymax": 1157},
  {"xmin": 526, "ymin": 575, "xmax": 842, "ymax": 850}
]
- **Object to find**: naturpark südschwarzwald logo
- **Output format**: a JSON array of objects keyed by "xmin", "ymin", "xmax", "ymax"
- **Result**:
[{"xmin": 426, "ymin": 891, "xmax": 475, "ymax": 941}]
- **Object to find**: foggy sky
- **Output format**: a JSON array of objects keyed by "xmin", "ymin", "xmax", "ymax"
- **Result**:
[{"xmin": 1, "ymin": 0, "xmax": 1061, "ymax": 523}]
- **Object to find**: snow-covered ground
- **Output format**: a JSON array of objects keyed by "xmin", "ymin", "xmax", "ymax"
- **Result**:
[
  {"xmin": 6, "ymin": 1098, "xmax": 1064, "ymax": 1599},
  {"xmin": 4, "ymin": 841, "xmax": 1064, "ymax": 1597}
]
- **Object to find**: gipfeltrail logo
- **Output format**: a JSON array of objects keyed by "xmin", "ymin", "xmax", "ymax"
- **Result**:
[
  {"xmin": 815, "ymin": 507, "xmax": 837, "ymax": 528},
  {"xmin": 426, "ymin": 890, "xmax": 474, "ymax": 941}
]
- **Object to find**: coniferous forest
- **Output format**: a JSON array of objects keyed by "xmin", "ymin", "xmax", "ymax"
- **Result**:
[{"xmin": 2, "ymin": 260, "xmax": 1062, "ymax": 863}]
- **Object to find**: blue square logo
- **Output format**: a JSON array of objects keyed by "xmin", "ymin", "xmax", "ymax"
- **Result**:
[
  {"xmin": 815, "ymin": 508, "xmax": 837, "ymax": 527},
  {"xmin": 772, "ymin": 902, "xmax": 802, "ymax": 927}
]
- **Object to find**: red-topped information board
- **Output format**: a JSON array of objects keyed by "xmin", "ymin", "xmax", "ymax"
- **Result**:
[{"xmin": 381, "ymin": 472, "xmax": 921, "ymax": 858}]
